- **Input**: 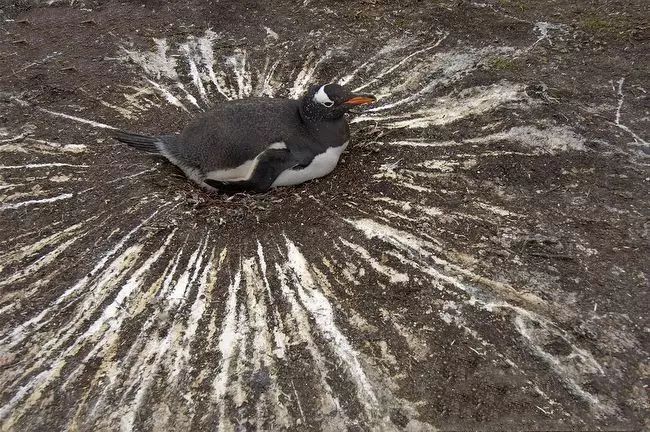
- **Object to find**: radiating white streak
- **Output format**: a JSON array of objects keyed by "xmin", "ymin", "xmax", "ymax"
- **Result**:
[
  {"xmin": 226, "ymin": 50, "xmax": 253, "ymax": 99},
  {"xmin": 1, "ymin": 188, "xmax": 48, "ymax": 205},
  {"xmin": 25, "ymin": 138, "xmax": 87, "ymax": 153},
  {"xmin": 60, "ymin": 238, "xmax": 182, "ymax": 402},
  {"xmin": 398, "ymin": 168, "xmax": 449, "ymax": 180},
  {"xmin": 344, "ymin": 218, "xmax": 607, "ymax": 412},
  {"xmin": 330, "ymin": 242, "xmax": 364, "ymax": 286},
  {"xmin": 211, "ymin": 270, "xmax": 243, "ymax": 424},
  {"xmin": 346, "ymin": 218, "xmax": 548, "ymax": 312},
  {"xmin": 116, "ymin": 302, "xmax": 177, "ymax": 428},
  {"xmin": 0, "ymin": 244, "xmax": 142, "ymax": 424},
  {"xmin": 289, "ymin": 50, "xmax": 332, "ymax": 99},
  {"xmin": 353, "ymin": 225, "xmax": 586, "ymax": 412},
  {"xmin": 118, "ymin": 330, "xmax": 174, "ymax": 431},
  {"xmin": 353, "ymin": 33, "xmax": 448, "ymax": 92},
  {"xmin": 385, "ymin": 140, "xmax": 464, "ymax": 147},
  {"xmin": 339, "ymin": 238, "xmax": 409, "ymax": 283},
  {"xmin": 96, "ymin": 248, "xmax": 185, "ymax": 432},
  {"xmin": 338, "ymin": 37, "xmax": 414, "ymax": 86},
  {"xmin": 492, "ymin": 301, "xmax": 611, "ymax": 415},
  {"xmin": 228, "ymin": 308, "xmax": 250, "ymax": 414},
  {"xmin": 273, "ymin": 260, "xmax": 349, "ymax": 426},
  {"xmin": 373, "ymin": 166, "xmax": 435, "ymax": 193},
  {"xmin": 197, "ymin": 31, "xmax": 237, "ymax": 101},
  {"xmin": 181, "ymin": 41, "xmax": 210, "ymax": 104},
  {"xmin": 353, "ymin": 82, "xmax": 525, "ymax": 128},
  {"xmin": 0, "ymin": 220, "xmax": 69, "ymax": 252},
  {"xmin": 474, "ymin": 201, "xmax": 523, "ymax": 218},
  {"xmin": 167, "ymin": 240, "xmax": 207, "ymax": 305},
  {"xmin": 181, "ymin": 30, "xmax": 249, "ymax": 105},
  {"xmin": 252, "ymin": 55, "xmax": 277, "ymax": 97},
  {"xmin": 241, "ymin": 256, "xmax": 291, "ymax": 429},
  {"xmin": 100, "ymin": 99, "xmax": 137, "ymax": 119},
  {"xmin": 257, "ymin": 242, "xmax": 288, "ymax": 358},
  {"xmin": 0, "ymin": 221, "xmax": 85, "ymax": 274},
  {"xmin": 81, "ymin": 231, "xmax": 177, "ymax": 354},
  {"xmin": 417, "ymin": 159, "xmax": 461, "ymax": 173},
  {"xmin": 178, "ymin": 247, "xmax": 230, "ymax": 427},
  {"xmin": 168, "ymin": 239, "xmax": 212, "ymax": 382},
  {"xmin": 117, "ymin": 239, "xmax": 208, "ymax": 429},
  {"xmin": 366, "ymin": 46, "xmax": 515, "ymax": 113},
  {"xmin": 2, "ymin": 231, "xmax": 177, "ymax": 429},
  {"xmin": 146, "ymin": 79, "xmax": 189, "ymax": 112},
  {"xmin": 614, "ymin": 78, "xmax": 648, "ymax": 146},
  {"xmin": 434, "ymin": 301, "xmax": 556, "ymax": 409},
  {"xmin": 319, "ymin": 254, "xmax": 360, "ymax": 288},
  {"xmin": 465, "ymin": 125, "xmax": 586, "ymax": 153},
  {"xmin": 2, "ymin": 208, "xmax": 165, "ymax": 348},
  {"xmin": 122, "ymin": 39, "xmax": 179, "ymax": 80},
  {"xmin": 614, "ymin": 79, "xmax": 624, "ymax": 125},
  {"xmin": 338, "ymin": 59, "xmax": 373, "ymax": 86},
  {"xmin": 0, "ymin": 237, "xmax": 78, "ymax": 288},
  {"xmin": 39, "ymin": 108, "xmax": 117, "ymax": 130},
  {"xmin": 372, "ymin": 197, "xmax": 413, "ymax": 212},
  {"xmin": 0, "ymin": 163, "xmax": 88, "ymax": 169},
  {"xmin": 176, "ymin": 82, "xmax": 201, "ymax": 109},
  {"xmin": 382, "ymin": 208, "xmax": 420, "ymax": 222},
  {"xmin": 284, "ymin": 239, "xmax": 378, "ymax": 410},
  {"xmin": 5, "ymin": 243, "xmax": 142, "ymax": 364},
  {"xmin": 0, "ymin": 132, "xmax": 28, "ymax": 143},
  {"xmin": 0, "ymin": 193, "xmax": 73, "ymax": 211},
  {"xmin": 107, "ymin": 168, "xmax": 158, "ymax": 184},
  {"xmin": 0, "ymin": 52, "xmax": 60, "ymax": 80},
  {"xmin": 0, "ymin": 183, "xmax": 23, "ymax": 190},
  {"xmin": 116, "ymin": 85, "xmax": 160, "ymax": 119}
]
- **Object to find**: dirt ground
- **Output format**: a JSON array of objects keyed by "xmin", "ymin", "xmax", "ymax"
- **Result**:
[{"xmin": 0, "ymin": 0, "xmax": 648, "ymax": 431}]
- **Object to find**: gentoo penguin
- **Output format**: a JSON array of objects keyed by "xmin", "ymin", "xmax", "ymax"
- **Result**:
[{"xmin": 114, "ymin": 84, "xmax": 376, "ymax": 192}]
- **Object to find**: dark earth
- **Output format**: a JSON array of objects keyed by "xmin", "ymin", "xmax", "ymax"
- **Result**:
[{"xmin": 0, "ymin": 0, "xmax": 648, "ymax": 431}]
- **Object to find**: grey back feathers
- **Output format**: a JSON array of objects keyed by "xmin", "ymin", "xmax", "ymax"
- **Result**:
[
  {"xmin": 178, "ymin": 98, "xmax": 305, "ymax": 170},
  {"xmin": 114, "ymin": 83, "xmax": 375, "ymax": 192}
]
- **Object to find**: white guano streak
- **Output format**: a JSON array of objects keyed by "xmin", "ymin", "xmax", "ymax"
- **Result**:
[{"xmin": 284, "ymin": 239, "xmax": 378, "ymax": 409}]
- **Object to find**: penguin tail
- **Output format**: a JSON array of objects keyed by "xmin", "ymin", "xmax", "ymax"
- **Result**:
[{"xmin": 114, "ymin": 130, "xmax": 162, "ymax": 154}]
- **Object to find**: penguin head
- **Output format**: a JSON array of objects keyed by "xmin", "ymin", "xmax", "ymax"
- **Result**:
[{"xmin": 301, "ymin": 84, "xmax": 376, "ymax": 120}]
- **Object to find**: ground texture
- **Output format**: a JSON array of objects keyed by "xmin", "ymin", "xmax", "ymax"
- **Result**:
[{"xmin": 0, "ymin": 0, "xmax": 648, "ymax": 431}]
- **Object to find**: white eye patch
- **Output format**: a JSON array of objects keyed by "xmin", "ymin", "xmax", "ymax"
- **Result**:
[{"xmin": 313, "ymin": 85, "xmax": 334, "ymax": 107}]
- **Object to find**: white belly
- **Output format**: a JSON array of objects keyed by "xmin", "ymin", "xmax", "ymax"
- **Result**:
[{"xmin": 272, "ymin": 142, "xmax": 348, "ymax": 187}]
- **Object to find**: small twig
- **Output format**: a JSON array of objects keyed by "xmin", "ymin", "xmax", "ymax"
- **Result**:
[
  {"xmin": 291, "ymin": 379, "xmax": 306, "ymax": 422},
  {"xmin": 613, "ymin": 78, "xmax": 648, "ymax": 146},
  {"xmin": 528, "ymin": 252, "xmax": 575, "ymax": 261},
  {"xmin": 469, "ymin": 347, "xmax": 484, "ymax": 356},
  {"xmin": 536, "ymin": 405, "xmax": 551, "ymax": 415}
]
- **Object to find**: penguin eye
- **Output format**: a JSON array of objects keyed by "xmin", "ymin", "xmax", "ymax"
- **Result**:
[{"xmin": 322, "ymin": 101, "xmax": 334, "ymax": 108}]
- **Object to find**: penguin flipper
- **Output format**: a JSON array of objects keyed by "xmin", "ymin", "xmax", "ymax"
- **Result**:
[
  {"xmin": 204, "ymin": 179, "xmax": 253, "ymax": 193},
  {"xmin": 205, "ymin": 148, "xmax": 296, "ymax": 193},
  {"xmin": 114, "ymin": 130, "xmax": 163, "ymax": 154}
]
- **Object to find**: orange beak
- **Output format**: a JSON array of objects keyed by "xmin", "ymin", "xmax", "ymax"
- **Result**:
[{"xmin": 343, "ymin": 94, "xmax": 377, "ymax": 106}]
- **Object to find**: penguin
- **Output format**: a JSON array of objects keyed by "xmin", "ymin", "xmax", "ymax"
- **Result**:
[{"xmin": 114, "ymin": 84, "xmax": 376, "ymax": 193}]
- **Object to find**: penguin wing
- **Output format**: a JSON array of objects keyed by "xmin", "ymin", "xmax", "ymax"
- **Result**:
[
  {"xmin": 280, "ymin": 136, "xmax": 317, "ymax": 169},
  {"xmin": 205, "ymin": 146, "xmax": 298, "ymax": 192}
]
